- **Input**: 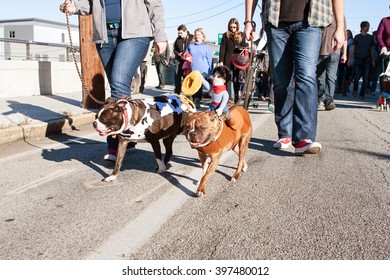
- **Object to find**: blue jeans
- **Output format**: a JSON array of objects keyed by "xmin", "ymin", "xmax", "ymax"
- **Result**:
[
  {"xmin": 317, "ymin": 52, "xmax": 340, "ymax": 105},
  {"xmin": 266, "ymin": 22, "xmax": 321, "ymax": 144},
  {"xmin": 97, "ymin": 28, "xmax": 151, "ymax": 152},
  {"xmin": 96, "ymin": 28, "xmax": 151, "ymax": 99}
]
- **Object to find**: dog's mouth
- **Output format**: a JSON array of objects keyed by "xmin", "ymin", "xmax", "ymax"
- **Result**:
[
  {"xmin": 95, "ymin": 127, "xmax": 116, "ymax": 136},
  {"xmin": 189, "ymin": 141, "xmax": 201, "ymax": 148},
  {"xmin": 188, "ymin": 133, "xmax": 212, "ymax": 148}
]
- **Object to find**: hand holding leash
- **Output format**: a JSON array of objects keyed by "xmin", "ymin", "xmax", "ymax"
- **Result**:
[{"xmin": 59, "ymin": 0, "xmax": 75, "ymax": 16}]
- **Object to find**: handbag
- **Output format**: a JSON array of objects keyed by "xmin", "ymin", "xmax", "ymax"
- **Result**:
[{"xmin": 231, "ymin": 47, "xmax": 250, "ymax": 70}]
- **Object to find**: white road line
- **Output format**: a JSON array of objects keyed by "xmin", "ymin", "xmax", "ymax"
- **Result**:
[
  {"xmin": 7, "ymin": 168, "xmax": 75, "ymax": 195},
  {"xmin": 87, "ymin": 113, "xmax": 272, "ymax": 260}
]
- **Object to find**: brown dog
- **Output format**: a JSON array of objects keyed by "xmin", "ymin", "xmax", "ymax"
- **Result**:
[{"xmin": 184, "ymin": 106, "xmax": 252, "ymax": 196}]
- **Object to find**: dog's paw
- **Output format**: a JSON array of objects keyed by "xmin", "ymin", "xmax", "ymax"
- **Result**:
[
  {"xmin": 196, "ymin": 191, "xmax": 205, "ymax": 197},
  {"xmin": 157, "ymin": 166, "xmax": 167, "ymax": 173},
  {"xmin": 156, "ymin": 159, "xmax": 166, "ymax": 173},
  {"xmin": 102, "ymin": 175, "xmax": 117, "ymax": 182},
  {"xmin": 231, "ymin": 177, "xmax": 237, "ymax": 182},
  {"xmin": 242, "ymin": 162, "xmax": 248, "ymax": 172}
]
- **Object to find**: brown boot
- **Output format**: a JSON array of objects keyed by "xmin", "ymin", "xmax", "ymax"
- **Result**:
[{"xmin": 225, "ymin": 117, "xmax": 235, "ymax": 128}]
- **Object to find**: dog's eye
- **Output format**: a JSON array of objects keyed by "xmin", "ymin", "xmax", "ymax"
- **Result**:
[{"xmin": 186, "ymin": 124, "xmax": 191, "ymax": 129}]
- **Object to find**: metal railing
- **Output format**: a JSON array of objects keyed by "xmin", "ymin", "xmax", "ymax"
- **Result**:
[{"xmin": 0, "ymin": 38, "xmax": 80, "ymax": 62}]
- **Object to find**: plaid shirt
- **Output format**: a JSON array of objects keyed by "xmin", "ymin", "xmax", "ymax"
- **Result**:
[{"xmin": 261, "ymin": 0, "xmax": 333, "ymax": 28}]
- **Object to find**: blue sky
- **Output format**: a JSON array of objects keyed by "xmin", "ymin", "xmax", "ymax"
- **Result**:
[{"xmin": 0, "ymin": 0, "xmax": 388, "ymax": 41}]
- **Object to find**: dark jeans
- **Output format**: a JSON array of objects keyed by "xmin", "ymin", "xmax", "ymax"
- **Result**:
[
  {"xmin": 96, "ymin": 28, "xmax": 150, "ymax": 99},
  {"xmin": 266, "ymin": 21, "xmax": 321, "ymax": 143},
  {"xmin": 353, "ymin": 57, "xmax": 371, "ymax": 97},
  {"xmin": 174, "ymin": 60, "xmax": 185, "ymax": 94},
  {"xmin": 317, "ymin": 52, "xmax": 340, "ymax": 105}
]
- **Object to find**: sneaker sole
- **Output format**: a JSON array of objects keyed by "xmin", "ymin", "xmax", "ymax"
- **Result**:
[
  {"xmin": 295, "ymin": 145, "xmax": 322, "ymax": 155},
  {"xmin": 273, "ymin": 143, "xmax": 292, "ymax": 149}
]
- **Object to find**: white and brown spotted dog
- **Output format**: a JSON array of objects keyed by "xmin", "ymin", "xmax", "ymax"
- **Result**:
[
  {"xmin": 93, "ymin": 93, "xmax": 195, "ymax": 182},
  {"xmin": 184, "ymin": 105, "xmax": 252, "ymax": 196}
]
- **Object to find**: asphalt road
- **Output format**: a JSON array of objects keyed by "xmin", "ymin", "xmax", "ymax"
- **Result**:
[{"xmin": 0, "ymin": 95, "xmax": 389, "ymax": 260}]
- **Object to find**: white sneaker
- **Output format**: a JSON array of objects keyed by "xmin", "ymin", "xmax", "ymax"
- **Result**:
[
  {"xmin": 273, "ymin": 137, "xmax": 292, "ymax": 149},
  {"xmin": 294, "ymin": 139, "xmax": 322, "ymax": 154},
  {"xmin": 103, "ymin": 153, "xmax": 117, "ymax": 162}
]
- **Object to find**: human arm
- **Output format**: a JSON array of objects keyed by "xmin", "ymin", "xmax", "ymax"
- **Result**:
[
  {"xmin": 207, "ymin": 45, "xmax": 213, "ymax": 76},
  {"xmin": 340, "ymin": 40, "xmax": 347, "ymax": 63},
  {"xmin": 331, "ymin": 0, "xmax": 345, "ymax": 52},
  {"xmin": 244, "ymin": 0, "xmax": 258, "ymax": 41},
  {"xmin": 347, "ymin": 44, "xmax": 355, "ymax": 68},
  {"xmin": 219, "ymin": 34, "xmax": 227, "ymax": 65},
  {"xmin": 59, "ymin": 0, "xmax": 93, "ymax": 15},
  {"xmin": 144, "ymin": 0, "xmax": 168, "ymax": 54},
  {"xmin": 376, "ymin": 19, "xmax": 388, "ymax": 54}
]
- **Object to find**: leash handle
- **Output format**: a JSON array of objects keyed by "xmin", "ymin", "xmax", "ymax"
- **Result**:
[{"xmin": 65, "ymin": 14, "xmax": 105, "ymax": 106}]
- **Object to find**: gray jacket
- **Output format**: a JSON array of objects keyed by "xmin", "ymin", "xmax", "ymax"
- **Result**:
[{"xmin": 74, "ymin": 0, "xmax": 168, "ymax": 44}]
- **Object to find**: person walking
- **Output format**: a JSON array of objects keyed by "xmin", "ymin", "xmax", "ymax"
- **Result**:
[
  {"xmin": 60, "ymin": 0, "xmax": 168, "ymax": 162},
  {"xmin": 173, "ymin": 25, "xmax": 193, "ymax": 94},
  {"xmin": 244, "ymin": 0, "xmax": 345, "ymax": 154},
  {"xmin": 375, "ymin": 10, "xmax": 390, "ymax": 81},
  {"xmin": 347, "ymin": 21, "xmax": 375, "ymax": 99},
  {"xmin": 336, "ymin": 29, "xmax": 354, "ymax": 96},
  {"xmin": 219, "ymin": 18, "xmax": 247, "ymax": 102},
  {"xmin": 376, "ymin": 9, "xmax": 390, "ymax": 56},
  {"xmin": 139, "ymin": 42, "xmax": 153, "ymax": 93},
  {"xmin": 152, "ymin": 41, "xmax": 170, "ymax": 90},
  {"xmin": 186, "ymin": 28, "xmax": 213, "ymax": 109},
  {"xmin": 317, "ymin": 15, "xmax": 347, "ymax": 111}
]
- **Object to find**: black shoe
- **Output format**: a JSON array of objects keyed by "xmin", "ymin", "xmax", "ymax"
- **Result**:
[{"xmin": 325, "ymin": 102, "xmax": 336, "ymax": 111}]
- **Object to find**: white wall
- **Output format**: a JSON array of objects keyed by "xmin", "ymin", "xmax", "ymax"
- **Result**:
[{"xmin": 0, "ymin": 60, "xmax": 82, "ymax": 98}]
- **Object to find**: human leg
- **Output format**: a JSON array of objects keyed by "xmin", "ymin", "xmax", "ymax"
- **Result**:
[
  {"xmin": 139, "ymin": 61, "xmax": 147, "ymax": 93},
  {"xmin": 266, "ymin": 23, "xmax": 294, "ymax": 139},
  {"xmin": 110, "ymin": 37, "xmax": 150, "ymax": 98},
  {"xmin": 174, "ymin": 60, "xmax": 184, "ymax": 93},
  {"xmin": 316, "ymin": 55, "xmax": 328, "ymax": 104},
  {"xmin": 324, "ymin": 52, "xmax": 340, "ymax": 109},
  {"xmin": 155, "ymin": 62, "xmax": 164, "ymax": 88},
  {"xmin": 292, "ymin": 23, "xmax": 321, "ymax": 143}
]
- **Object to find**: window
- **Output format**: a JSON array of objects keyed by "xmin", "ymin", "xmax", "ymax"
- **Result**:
[
  {"xmin": 9, "ymin": 31, "xmax": 15, "ymax": 38},
  {"xmin": 61, "ymin": 33, "xmax": 65, "ymax": 43}
]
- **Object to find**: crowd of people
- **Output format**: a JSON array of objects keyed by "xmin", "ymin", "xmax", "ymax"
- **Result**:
[{"xmin": 60, "ymin": 0, "xmax": 390, "ymax": 159}]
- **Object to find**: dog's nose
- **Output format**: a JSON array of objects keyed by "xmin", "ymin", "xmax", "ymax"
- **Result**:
[
  {"xmin": 92, "ymin": 121, "xmax": 97, "ymax": 128},
  {"xmin": 189, "ymin": 131, "xmax": 196, "ymax": 137}
]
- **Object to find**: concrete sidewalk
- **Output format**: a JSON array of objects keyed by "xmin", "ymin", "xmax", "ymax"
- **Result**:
[{"xmin": 0, "ymin": 86, "xmax": 175, "ymax": 145}]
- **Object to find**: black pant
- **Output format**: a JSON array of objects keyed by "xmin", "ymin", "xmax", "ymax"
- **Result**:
[{"xmin": 174, "ymin": 60, "xmax": 185, "ymax": 94}]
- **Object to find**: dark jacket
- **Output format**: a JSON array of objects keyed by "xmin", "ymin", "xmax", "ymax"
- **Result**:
[
  {"xmin": 219, "ymin": 32, "xmax": 247, "ymax": 69},
  {"xmin": 173, "ymin": 33, "xmax": 194, "ymax": 62}
]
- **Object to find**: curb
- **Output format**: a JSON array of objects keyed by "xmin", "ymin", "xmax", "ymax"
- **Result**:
[{"xmin": 0, "ymin": 112, "xmax": 96, "ymax": 145}]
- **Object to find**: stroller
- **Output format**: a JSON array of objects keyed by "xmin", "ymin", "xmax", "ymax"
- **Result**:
[{"xmin": 377, "ymin": 53, "xmax": 390, "ymax": 111}]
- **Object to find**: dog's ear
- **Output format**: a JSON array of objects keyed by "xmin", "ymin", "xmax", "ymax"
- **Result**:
[
  {"xmin": 104, "ymin": 97, "xmax": 116, "ymax": 105},
  {"xmin": 113, "ymin": 100, "xmax": 128, "ymax": 112}
]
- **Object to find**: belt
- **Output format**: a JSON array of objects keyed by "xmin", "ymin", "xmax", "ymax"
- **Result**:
[{"xmin": 107, "ymin": 22, "xmax": 120, "ymax": 30}]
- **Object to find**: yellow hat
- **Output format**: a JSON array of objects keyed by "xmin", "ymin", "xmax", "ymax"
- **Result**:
[{"xmin": 182, "ymin": 70, "xmax": 203, "ymax": 96}]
